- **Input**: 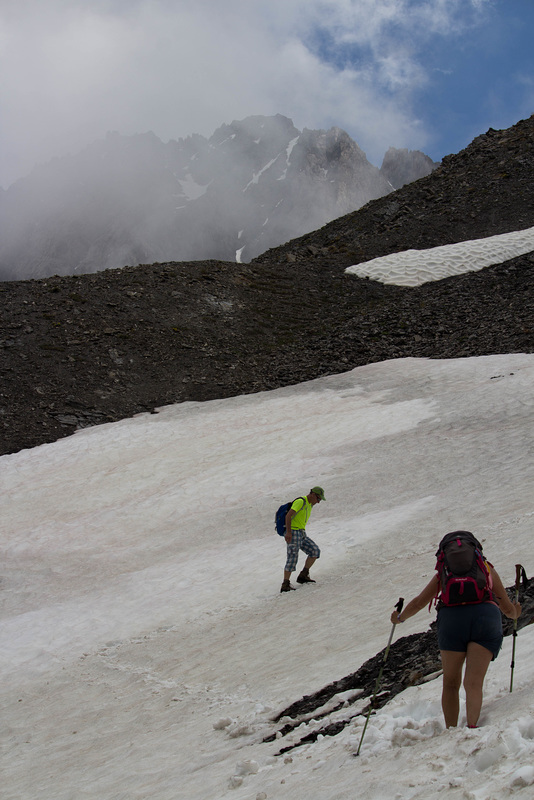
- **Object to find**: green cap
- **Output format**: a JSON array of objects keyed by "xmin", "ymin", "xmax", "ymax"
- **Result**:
[{"xmin": 311, "ymin": 486, "xmax": 325, "ymax": 501}]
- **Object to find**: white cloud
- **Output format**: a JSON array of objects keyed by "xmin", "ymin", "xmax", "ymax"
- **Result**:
[{"xmin": 0, "ymin": 0, "xmax": 495, "ymax": 186}]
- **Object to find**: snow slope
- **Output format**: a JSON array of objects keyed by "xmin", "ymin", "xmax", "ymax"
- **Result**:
[{"xmin": 2, "ymin": 235, "xmax": 534, "ymax": 800}]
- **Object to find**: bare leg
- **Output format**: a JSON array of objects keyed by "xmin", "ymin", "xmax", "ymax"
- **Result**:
[
  {"xmin": 440, "ymin": 650, "xmax": 466, "ymax": 728},
  {"xmin": 304, "ymin": 556, "xmax": 316, "ymax": 570},
  {"xmin": 463, "ymin": 641, "xmax": 493, "ymax": 727}
]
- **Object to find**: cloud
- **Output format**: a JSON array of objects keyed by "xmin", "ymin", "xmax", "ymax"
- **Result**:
[{"xmin": 0, "ymin": 0, "xmax": 495, "ymax": 187}]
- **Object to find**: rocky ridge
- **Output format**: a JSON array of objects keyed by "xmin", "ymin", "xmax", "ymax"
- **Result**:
[
  {"xmin": 1, "ymin": 114, "xmax": 534, "ymax": 457},
  {"xmin": 253, "ymin": 115, "xmax": 534, "ymax": 267}
]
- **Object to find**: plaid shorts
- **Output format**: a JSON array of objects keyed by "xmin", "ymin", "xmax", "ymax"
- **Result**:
[{"xmin": 284, "ymin": 529, "xmax": 321, "ymax": 572}]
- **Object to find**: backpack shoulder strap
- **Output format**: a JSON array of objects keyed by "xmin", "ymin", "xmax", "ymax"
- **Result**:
[{"xmin": 291, "ymin": 496, "xmax": 309, "ymax": 523}]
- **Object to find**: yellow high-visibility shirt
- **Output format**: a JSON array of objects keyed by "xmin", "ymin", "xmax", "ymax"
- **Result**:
[{"xmin": 290, "ymin": 497, "xmax": 311, "ymax": 529}]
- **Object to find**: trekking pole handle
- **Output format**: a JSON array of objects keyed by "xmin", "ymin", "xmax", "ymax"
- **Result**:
[
  {"xmin": 515, "ymin": 564, "xmax": 523, "ymax": 592},
  {"xmin": 514, "ymin": 564, "xmax": 522, "ymax": 610},
  {"xmin": 515, "ymin": 564, "xmax": 522, "ymax": 593},
  {"xmin": 394, "ymin": 597, "xmax": 404, "ymax": 621}
]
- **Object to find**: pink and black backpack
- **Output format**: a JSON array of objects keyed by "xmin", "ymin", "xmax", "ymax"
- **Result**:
[{"xmin": 434, "ymin": 531, "xmax": 494, "ymax": 606}]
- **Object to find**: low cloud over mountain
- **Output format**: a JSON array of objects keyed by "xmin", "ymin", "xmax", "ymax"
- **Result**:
[{"xmin": 0, "ymin": 115, "xmax": 435, "ymax": 281}]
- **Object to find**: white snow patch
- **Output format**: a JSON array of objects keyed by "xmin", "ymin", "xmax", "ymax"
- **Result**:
[
  {"xmin": 346, "ymin": 226, "xmax": 534, "ymax": 286},
  {"xmin": 177, "ymin": 172, "xmax": 210, "ymax": 201},
  {"xmin": 243, "ymin": 157, "xmax": 279, "ymax": 192},
  {"xmin": 286, "ymin": 135, "xmax": 299, "ymax": 160},
  {"xmin": 278, "ymin": 135, "xmax": 299, "ymax": 180}
]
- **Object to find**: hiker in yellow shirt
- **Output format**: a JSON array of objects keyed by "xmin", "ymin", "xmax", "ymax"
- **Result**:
[{"xmin": 281, "ymin": 487, "xmax": 325, "ymax": 593}]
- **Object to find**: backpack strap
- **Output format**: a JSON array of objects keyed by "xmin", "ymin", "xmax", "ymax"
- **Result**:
[
  {"xmin": 480, "ymin": 556, "xmax": 494, "ymax": 598},
  {"xmin": 429, "ymin": 553, "xmax": 444, "ymax": 610}
]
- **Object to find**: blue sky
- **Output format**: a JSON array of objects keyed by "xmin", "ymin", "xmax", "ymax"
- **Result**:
[
  {"xmin": 1, "ymin": 0, "xmax": 533, "ymax": 187},
  {"xmin": 303, "ymin": 0, "xmax": 534, "ymax": 162},
  {"xmin": 406, "ymin": 1, "xmax": 534, "ymax": 160}
]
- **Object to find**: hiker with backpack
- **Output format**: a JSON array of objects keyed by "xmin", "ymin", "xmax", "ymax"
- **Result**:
[
  {"xmin": 279, "ymin": 487, "xmax": 325, "ymax": 593},
  {"xmin": 390, "ymin": 531, "xmax": 521, "ymax": 729}
]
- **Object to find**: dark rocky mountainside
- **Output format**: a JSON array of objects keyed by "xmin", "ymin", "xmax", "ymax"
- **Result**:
[
  {"xmin": 0, "ymin": 115, "xmax": 433, "ymax": 281},
  {"xmin": 1, "ymin": 114, "xmax": 534, "ymax": 457}
]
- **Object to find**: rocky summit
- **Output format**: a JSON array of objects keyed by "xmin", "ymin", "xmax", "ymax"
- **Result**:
[{"xmin": 1, "ymin": 114, "xmax": 534, "ymax": 457}]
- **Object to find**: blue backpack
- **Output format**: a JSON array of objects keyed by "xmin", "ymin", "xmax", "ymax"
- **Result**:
[{"xmin": 275, "ymin": 497, "xmax": 306, "ymax": 536}]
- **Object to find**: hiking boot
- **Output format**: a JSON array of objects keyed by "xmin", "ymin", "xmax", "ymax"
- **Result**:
[
  {"xmin": 296, "ymin": 569, "xmax": 316, "ymax": 584},
  {"xmin": 280, "ymin": 580, "xmax": 296, "ymax": 593}
]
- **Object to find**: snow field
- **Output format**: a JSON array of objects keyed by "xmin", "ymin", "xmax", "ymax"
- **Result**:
[
  {"xmin": 2, "ymin": 227, "xmax": 534, "ymax": 799},
  {"xmin": 2, "ymin": 353, "xmax": 534, "ymax": 799}
]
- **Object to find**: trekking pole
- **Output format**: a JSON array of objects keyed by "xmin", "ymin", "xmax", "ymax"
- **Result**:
[
  {"xmin": 355, "ymin": 597, "xmax": 404, "ymax": 757},
  {"xmin": 509, "ymin": 564, "xmax": 524, "ymax": 693}
]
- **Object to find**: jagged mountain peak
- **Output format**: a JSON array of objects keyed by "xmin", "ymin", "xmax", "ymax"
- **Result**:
[
  {"xmin": 211, "ymin": 113, "xmax": 299, "ymax": 143},
  {"xmin": 253, "ymin": 114, "xmax": 534, "ymax": 267},
  {"xmin": 380, "ymin": 146, "xmax": 439, "ymax": 189},
  {"xmin": 0, "ymin": 114, "xmax": 434, "ymax": 281}
]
